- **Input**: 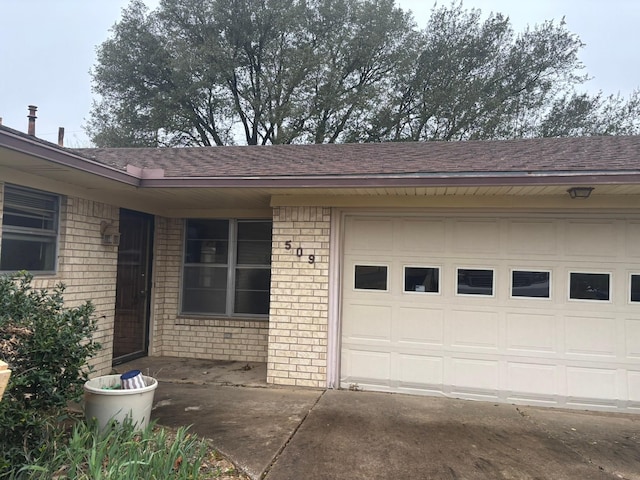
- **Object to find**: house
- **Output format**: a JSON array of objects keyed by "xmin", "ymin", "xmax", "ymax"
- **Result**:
[{"xmin": 2, "ymin": 122, "xmax": 640, "ymax": 412}]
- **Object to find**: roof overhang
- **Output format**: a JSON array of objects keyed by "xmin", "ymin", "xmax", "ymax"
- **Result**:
[{"xmin": 3, "ymin": 127, "xmax": 640, "ymax": 217}]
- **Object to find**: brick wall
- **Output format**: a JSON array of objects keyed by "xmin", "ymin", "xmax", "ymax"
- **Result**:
[
  {"xmin": 0, "ymin": 182, "xmax": 119, "ymax": 375},
  {"xmin": 151, "ymin": 216, "xmax": 269, "ymax": 362},
  {"xmin": 268, "ymin": 206, "xmax": 331, "ymax": 387}
]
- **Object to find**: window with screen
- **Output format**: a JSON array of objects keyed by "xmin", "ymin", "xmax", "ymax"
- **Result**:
[{"xmin": 1, "ymin": 184, "xmax": 59, "ymax": 273}]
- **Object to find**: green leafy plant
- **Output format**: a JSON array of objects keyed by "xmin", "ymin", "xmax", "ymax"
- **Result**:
[
  {"xmin": 0, "ymin": 272, "xmax": 101, "ymax": 475},
  {"xmin": 19, "ymin": 419, "xmax": 208, "ymax": 479}
]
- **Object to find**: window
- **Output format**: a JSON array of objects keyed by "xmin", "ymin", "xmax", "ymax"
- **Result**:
[
  {"xmin": 569, "ymin": 272, "xmax": 610, "ymax": 301},
  {"xmin": 1, "ymin": 184, "xmax": 59, "ymax": 273},
  {"xmin": 631, "ymin": 274, "xmax": 640, "ymax": 302},
  {"xmin": 404, "ymin": 266, "xmax": 440, "ymax": 293},
  {"xmin": 182, "ymin": 219, "xmax": 272, "ymax": 316},
  {"xmin": 457, "ymin": 268, "xmax": 494, "ymax": 296},
  {"xmin": 511, "ymin": 270, "xmax": 550, "ymax": 298},
  {"xmin": 354, "ymin": 265, "xmax": 388, "ymax": 291}
]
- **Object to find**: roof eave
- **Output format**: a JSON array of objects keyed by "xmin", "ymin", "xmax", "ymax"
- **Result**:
[
  {"xmin": 0, "ymin": 129, "xmax": 141, "ymax": 186},
  {"xmin": 138, "ymin": 171, "xmax": 640, "ymax": 188}
]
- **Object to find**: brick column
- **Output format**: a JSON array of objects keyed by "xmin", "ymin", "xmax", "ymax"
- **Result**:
[{"xmin": 268, "ymin": 207, "xmax": 331, "ymax": 387}]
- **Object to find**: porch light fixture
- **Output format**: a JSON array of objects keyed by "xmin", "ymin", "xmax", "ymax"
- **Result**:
[
  {"xmin": 100, "ymin": 220, "xmax": 121, "ymax": 246},
  {"xmin": 567, "ymin": 187, "xmax": 594, "ymax": 199}
]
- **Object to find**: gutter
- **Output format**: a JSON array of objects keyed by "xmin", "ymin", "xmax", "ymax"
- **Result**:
[{"xmin": 138, "ymin": 171, "xmax": 640, "ymax": 189}]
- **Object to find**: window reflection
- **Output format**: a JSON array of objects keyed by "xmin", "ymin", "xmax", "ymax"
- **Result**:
[{"xmin": 512, "ymin": 271, "xmax": 550, "ymax": 298}]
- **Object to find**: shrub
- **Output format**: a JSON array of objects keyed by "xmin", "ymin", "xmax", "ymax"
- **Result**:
[{"xmin": 0, "ymin": 272, "xmax": 101, "ymax": 475}]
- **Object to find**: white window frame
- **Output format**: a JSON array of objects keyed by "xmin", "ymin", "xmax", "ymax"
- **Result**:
[
  {"xmin": 353, "ymin": 263, "xmax": 389, "ymax": 292},
  {"xmin": 629, "ymin": 272, "xmax": 640, "ymax": 304},
  {"xmin": 567, "ymin": 271, "xmax": 612, "ymax": 303},
  {"xmin": 403, "ymin": 265, "xmax": 441, "ymax": 295},
  {"xmin": 509, "ymin": 268, "xmax": 552, "ymax": 300},
  {"xmin": 455, "ymin": 266, "xmax": 495, "ymax": 297}
]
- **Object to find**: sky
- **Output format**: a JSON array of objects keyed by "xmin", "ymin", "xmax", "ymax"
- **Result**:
[{"xmin": 0, "ymin": 0, "xmax": 638, "ymax": 146}]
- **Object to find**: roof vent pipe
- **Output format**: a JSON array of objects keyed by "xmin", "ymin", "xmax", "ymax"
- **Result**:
[
  {"xmin": 27, "ymin": 105, "xmax": 37, "ymax": 136},
  {"xmin": 58, "ymin": 127, "xmax": 65, "ymax": 147}
]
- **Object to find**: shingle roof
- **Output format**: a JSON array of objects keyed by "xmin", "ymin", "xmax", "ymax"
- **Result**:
[{"xmin": 76, "ymin": 136, "xmax": 640, "ymax": 179}]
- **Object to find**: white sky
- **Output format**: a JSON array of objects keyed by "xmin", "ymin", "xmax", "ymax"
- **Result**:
[{"xmin": 0, "ymin": 0, "xmax": 638, "ymax": 146}]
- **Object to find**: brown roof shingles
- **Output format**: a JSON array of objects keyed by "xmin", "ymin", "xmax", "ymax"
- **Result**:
[{"xmin": 76, "ymin": 136, "xmax": 640, "ymax": 179}]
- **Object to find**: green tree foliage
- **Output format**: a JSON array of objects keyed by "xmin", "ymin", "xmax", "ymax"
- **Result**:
[
  {"xmin": 87, "ymin": 0, "xmax": 640, "ymax": 146},
  {"xmin": 0, "ymin": 273, "xmax": 101, "ymax": 473}
]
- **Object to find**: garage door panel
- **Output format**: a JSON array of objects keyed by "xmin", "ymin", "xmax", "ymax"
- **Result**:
[
  {"xmin": 396, "ymin": 306, "xmax": 444, "ymax": 345},
  {"xmin": 626, "ymin": 222, "xmax": 640, "ymax": 257},
  {"xmin": 565, "ymin": 221, "xmax": 618, "ymax": 258},
  {"xmin": 566, "ymin": 366, "xmax": 618, "ymax": 403},
  {"xmin": 564, "ymin": 315, "xmax": 617, "ymax": 357},
  {"xmin": 450, "ymin": 310, "xmax": 499, "ymax": 349},
  {"xmin": 342, "ymin": 349, "xmax": 390, "ymax": 386},
  {"xmin": 450, "ymin": 357, "xmax": 499, "ymax": 391},
  {"xmin": 506, "ymin": 362, "xmax": 558, "ymax": 396},
  {"xmin": 397, "ymin": 218, "xmax": 446, "ymax": 254},
  {"xmin": 628, "ymin": 371, "xmax": 640, "ymax": 403},
  {"xmin": 397, "ymin": 354, "xmax": 444, "ymax": 387},
  {"xmin": 342, "ymin": 304, "xmax": 391, "ymax": 342},
  {"xmin": 507, "ymin": 220, "xmax": 557, "ymax": 255},
  {"xmin": 452, "ymin": 220, "xmax": 500, "ymax": 254},
  {"xmin": 344, "ymin": 218, "xmax": 393, "ymax": 252},
  {"xmin": 625, "ymin": 319, "xmax": 640, "ymax": 358},
  {"xmin": 506, "ymin": 312, "xmax": 556, "ymax": 353}
]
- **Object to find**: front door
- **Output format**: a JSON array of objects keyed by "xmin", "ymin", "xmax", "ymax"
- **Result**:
[{"xmin": 112, "ymin": 209, "xmax": 153, "ymax": 364}]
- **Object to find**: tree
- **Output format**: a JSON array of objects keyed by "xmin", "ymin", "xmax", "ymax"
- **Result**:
[
  {"xmin": 539, "ymin": 90, "xmax": 640, "ymax": 137},
  {"xmin": 88, "ymin": 0, "xmax": 416, "ymax": 146},
  {"xmin": 87, "ymin": 0, "xmax": 640, "ymax": 146},
  {"xmin": 356, "ymin": 3, "xmax": 590, "ymax": 141}
]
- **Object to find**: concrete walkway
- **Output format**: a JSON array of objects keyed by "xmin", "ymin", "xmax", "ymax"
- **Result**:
[{"xmin": 117, "ymin": 358, "xmax": 640, "ymax": 480}]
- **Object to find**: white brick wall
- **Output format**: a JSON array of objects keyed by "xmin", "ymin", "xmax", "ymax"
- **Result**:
[
  {"xmin": 1, "ymin": 182, "xmax": 331, "ymax": 379},
  {"xmin": 268, "ymin": 207, "xmax": 331, "ymax": 387},
  {"xmin": 0, "ymin": 183, "xmax": 119, "ymax": 375}
]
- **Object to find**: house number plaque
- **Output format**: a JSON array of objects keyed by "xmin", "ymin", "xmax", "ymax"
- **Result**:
[{"xmin": 284, "ymin": 240, "xmax": 315, "ymax": 264}]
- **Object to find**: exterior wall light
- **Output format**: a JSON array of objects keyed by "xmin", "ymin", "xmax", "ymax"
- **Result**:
[
  {"xmin": 567, "ymin": 187, "xmax": 594, "ymax": 199},
  {"xmin": 100, "ymin": 220, "xmax": 121, "ymax": 246}
]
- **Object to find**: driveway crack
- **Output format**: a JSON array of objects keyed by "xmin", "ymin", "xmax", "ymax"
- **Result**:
[{"xmin": 260, "ymin": 389, "xmax": 326, "ymax": 480}]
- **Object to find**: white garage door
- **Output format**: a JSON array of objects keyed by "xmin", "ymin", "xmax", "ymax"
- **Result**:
[{"xmin": 340, "ymin": 213, "xmax": 640, "ymax": 411}]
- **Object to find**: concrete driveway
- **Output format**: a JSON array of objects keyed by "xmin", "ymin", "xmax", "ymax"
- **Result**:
[
  {"xmin": 151, "ymin": 384, "xmax": 640, "ymax": 480},
  {"xmin": 117, "ymin": 358, "xmax": 640, "ymax": 479}
]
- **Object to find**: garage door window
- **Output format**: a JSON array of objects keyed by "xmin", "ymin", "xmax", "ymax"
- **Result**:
[
  {"xmin": 569, "ymin": 272, "xmax": 610, "ymax": 301},
  {"xmin": 511, "ymin": 270, "xmax": 550, "ymax": 298},
  {"xmin": 354, "ymin": 265, "xmax": 388, "ymax": 291},
  {"xmin": 457, "ymin": 268, "xmax": 494, "ymax": 296},
  {"xmin": 630, "ymin": 274, "xmax": 640, "ymax": 302},
  {"xmin": 404, "ymin": 266, "xmax": 439, "ymax": 293}
]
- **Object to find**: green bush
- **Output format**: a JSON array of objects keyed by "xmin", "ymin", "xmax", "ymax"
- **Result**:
[{"xmin": 0, "ymin": 272, "xmax": 101, "ymax": 475}]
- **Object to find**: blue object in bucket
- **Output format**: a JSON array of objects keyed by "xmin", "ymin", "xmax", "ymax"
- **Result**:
[{"xmin": 120, "ymin": 369, "xmax": 146, "ymax": 389}]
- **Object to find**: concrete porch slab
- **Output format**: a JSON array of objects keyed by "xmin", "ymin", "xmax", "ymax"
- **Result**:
[{"xmin": 113, "ymin": 355, "xmax": 267, "ymax": 387}]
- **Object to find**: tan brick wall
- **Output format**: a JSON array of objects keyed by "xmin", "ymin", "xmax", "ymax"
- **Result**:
[
  {"xmin": 151, "ymin": 217, "xmax": 269, "ymax": 362},
  {"xmin": 0, "ymin": 182, "xmax": 119, "ymax": 376},
  {"xmin": 268, "ymin": 207, "xmax": 331, "ymax": 387}
]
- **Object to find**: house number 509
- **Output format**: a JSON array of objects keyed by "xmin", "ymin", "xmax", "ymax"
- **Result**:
[{"xmin": 284, "ymin": 240, "xmax": 315, "ymax": 264}]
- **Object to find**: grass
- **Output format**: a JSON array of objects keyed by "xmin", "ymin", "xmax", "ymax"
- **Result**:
[{"xmin": 12, "ymin": 416, "xmax": 248, "ymax": 480}]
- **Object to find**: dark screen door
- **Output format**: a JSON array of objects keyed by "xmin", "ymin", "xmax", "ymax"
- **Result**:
[{"xmin": 112, "ymin": 209, "xmax": 153, "ymax": 364}]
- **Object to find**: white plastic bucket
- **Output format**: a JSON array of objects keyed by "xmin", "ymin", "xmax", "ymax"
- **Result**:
[{"xmin": 84, "ymin": 374, "xmax": 158, "ymax": 430}]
